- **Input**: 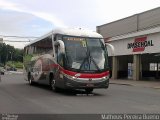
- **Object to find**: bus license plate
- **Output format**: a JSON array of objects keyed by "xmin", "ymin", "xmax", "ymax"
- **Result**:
[{"xmin": 87, "ymin": 83, "xmax": 94, "ymax": 87}]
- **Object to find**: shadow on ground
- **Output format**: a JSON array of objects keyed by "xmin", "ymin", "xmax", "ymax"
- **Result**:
[{"xmin": 27, "ymin": 83, "xmax": 104, "ymax": 97}]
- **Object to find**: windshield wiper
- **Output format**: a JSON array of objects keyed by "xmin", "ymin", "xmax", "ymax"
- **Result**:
[
  {"xmin": 79, "ymin": 48, "xmax": 101, "ymax": 72},
  {"xmin": 90, "ymin": 55, "xmax": 101, "ymax": 71},
  {"xmin": 88, "ymin": 50, "xmax": 101, "ymax": 71},
  {"xmin": 79, "ymin": 50, "xmax": 88, "ymax": 71}
]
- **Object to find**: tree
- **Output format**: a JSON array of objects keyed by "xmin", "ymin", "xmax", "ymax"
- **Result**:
[
  {"xmin": 13, "ymin": 48, "xmax": 23, "ymax": 62},
  {"xmin": 0, "ymin": 43, "xmax": 23, "ymax": 65}
]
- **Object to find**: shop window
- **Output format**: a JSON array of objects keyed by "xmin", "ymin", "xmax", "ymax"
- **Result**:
[{"xmin": 149, "ymin": 63, "xmax": 159, "ymax": 71}]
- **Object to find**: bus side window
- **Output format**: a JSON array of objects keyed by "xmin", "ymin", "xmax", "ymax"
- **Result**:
[
  {"xmin": 55, "ymin": 45, "xmax": 58, "ymax": 60},
  {"xmin": 55, "ymin": 46, "xmax": 63, "ymax": 67},
  {"xmin": 54, "ymin": 36, "xmax": 56, "ymax": 41},
  {"xmin": 52, "ymin": 36, "xmax": 57, "ymax": 57}
]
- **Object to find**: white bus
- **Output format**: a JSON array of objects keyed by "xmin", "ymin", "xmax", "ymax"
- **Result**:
[{"xmin": 24, "ymin": 28, "xmax": 110, "ymax": 93}]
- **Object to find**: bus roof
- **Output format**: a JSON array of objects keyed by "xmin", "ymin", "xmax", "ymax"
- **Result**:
[{"xmin": 25, "ymin": 28, "xmax": 103, "ymax": 47}]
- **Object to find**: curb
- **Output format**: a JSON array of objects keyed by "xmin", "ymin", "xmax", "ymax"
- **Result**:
[
  {"xmin": 4, "ymin": 72, "xmax": 23, "ymax": 75},
  {"xmin": 153, "ymin": 86, "xmax": 160, "ymax": 89},
  {"xmin": 110, "ymin": 82, "xmax": 133, "ymax": 86},
  {"xmin": 110, "ymin": 82, "xmax": 160, "ymax": 89}
]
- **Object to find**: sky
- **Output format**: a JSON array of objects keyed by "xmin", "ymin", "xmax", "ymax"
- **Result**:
[{"xmin": 0, "ymin": 0, "xmax": 160, "ymax": 49}]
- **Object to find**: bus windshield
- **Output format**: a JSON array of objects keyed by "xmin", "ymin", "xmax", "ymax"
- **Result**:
[{"xmin": 63, "ymin": 36, "xmax": 108, "ymax": 72}]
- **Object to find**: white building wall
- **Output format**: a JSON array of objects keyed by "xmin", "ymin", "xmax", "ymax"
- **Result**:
[
  {"xmin": 107, "ymin": 32, "xmax": 160, "ymax": 56},
  {"xmin": 97, "ymin": 7, "xmax": 160, "ymax": 39},
  {"xmin": 138, "ymin": 7, "xmax": 160, "ymax": 30},
  {"xmin": 97, "ymin": 15, "xmax": 137, "ymax": 38}
]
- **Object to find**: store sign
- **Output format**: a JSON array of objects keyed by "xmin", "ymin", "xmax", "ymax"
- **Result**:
[{"xmin": 127, "ymin": 36, "xmax": 154, "ymax": 52}]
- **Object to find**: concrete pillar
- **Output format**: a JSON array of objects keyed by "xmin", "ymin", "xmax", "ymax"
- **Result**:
[
  {"xmin": 112, "ymin": 56, "xmax": 118, "ymax": 79},
  {"xmin": 133, "ymin": 54, "xmax": 141, "ymax": 80}
]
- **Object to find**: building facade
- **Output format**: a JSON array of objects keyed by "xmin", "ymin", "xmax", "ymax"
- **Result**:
[{"xmin": 97, "ymin": 7, "xmax": 160, "ymax": 80}]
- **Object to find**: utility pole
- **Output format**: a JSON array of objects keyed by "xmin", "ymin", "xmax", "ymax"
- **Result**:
[
  {"xmin": 0, "ymin": 38, "xmax": 3, "ymax": 65},
  {"xmin": 0, "ymin": 38, "xmax": 3, "ymax": 43},
  {"xmin": 9, "ymin": 51, "xmax": 13, "ymax": 63}
]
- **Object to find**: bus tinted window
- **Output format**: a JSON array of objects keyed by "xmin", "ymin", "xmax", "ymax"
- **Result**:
[{"xmin": 63, "ymin": 36, "xmax": 108, "ymax": 72}]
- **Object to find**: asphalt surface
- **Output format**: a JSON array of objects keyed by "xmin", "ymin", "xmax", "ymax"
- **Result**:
[{"xmin": 0, "ymin": 74, "xmax": 160, "ymax": 114}]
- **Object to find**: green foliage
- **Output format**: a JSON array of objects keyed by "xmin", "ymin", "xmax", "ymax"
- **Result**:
[
  {"xmin": 0, "ymin": 43, "xmax": 23, "ymax": 65},
  {"xmin": 24, "ymin": 54, "xmax": 33, "ymax": 63},
  {"xmin": 6, "ymin": 61, "xmax": 14, "ymax": 68},
  {"xmin": 6, "ymin": 61, "xmax": 23, "ymax": 69},
  {"xmin": 14, "ymin": 62, "xmax": 23, "ymax": 69},
  {"xmin": 0, "ymin": 63, "xmax": 4, "ymax": 67}
]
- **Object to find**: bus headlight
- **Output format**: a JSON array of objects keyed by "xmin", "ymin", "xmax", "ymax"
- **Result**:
[
  {"xmin": 72, "ymin": 76, "xmax": 76, "ymax": 79},
  {"xmin": 63, "ymin": 74, "xmax": 76, "ymax": 80},
  {"xmin": 60, "ymin": 73, "xmax": 63, "ymax": 79},
  {"xmin": 102, "ymin": 76, "xmax": 109, "ymax": 80}
]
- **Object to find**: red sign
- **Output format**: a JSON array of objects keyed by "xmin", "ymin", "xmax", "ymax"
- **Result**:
[{"xmin": 133, "ymin": 37, "xmax": 147, "ymax": 52}]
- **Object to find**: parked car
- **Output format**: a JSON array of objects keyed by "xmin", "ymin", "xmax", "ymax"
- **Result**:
[{"xmin": 7, "ymin": 67, "xmax": 17, "ymax": 71}]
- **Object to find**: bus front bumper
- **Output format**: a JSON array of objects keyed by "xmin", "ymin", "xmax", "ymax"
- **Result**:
[{"xmin": 64, "ymin": 76, "xmax": 109, "ymax": 89}]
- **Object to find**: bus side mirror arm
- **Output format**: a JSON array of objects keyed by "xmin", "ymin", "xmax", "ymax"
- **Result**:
[
  {"xmin": 55, "ymin": 40, "xmax": 65, "ymax": 54},
  {"xmin": 105, "ymin": 43, "xmax": 115, "ymax": 56}
]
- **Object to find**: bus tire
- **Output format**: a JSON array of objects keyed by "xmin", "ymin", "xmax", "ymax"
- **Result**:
[
  {"xmin": 85, "ymin": 88, "xmax": 93, "ymax": 93},
  {"xmin": 49, "ymin": 73, "xmax": 54, "ymax": 89},
  {"xmin": 49, "ymin": 73, "xmax": 60, "ymax": 92},
  {"xmin": 50, "ymin": 79, "xmax": 61, "ymax": 92},
  {"xmin": 28, "ymin": 72, "xmax": 33, "ymax": 85},
  {"xmin": 50, "ymin": 79, "xmax": 55, "ymax": 90}
]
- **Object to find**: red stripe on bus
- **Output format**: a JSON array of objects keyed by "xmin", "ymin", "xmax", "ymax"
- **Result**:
[
  {"xmin": 50, "ymin": 64, "xmax": 59, "ymax": 68},
  {"xmin": 49, "ymin": 63, "xmax": 109, "ymax": 78},
  {"xmin": 60, "ymin": 66, "xmax": 110, "ymax": 78}
]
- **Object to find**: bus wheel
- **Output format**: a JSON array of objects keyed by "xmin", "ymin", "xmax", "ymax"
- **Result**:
[
  {"xmin": 85, "ymin": 88, "xmax": 93, "ymax": 93},
  {"xmin": 50, "ymin": 79, "xmax": 56, "ymax": 90},
  {"xmin": 29, "ymin": 77, "xmax": 33, "ymax": 85},
  {"xmin": 50, "ymin": 79, "xmax": 61, "ymax": 92},
  {"xmin": 28, "ymin": 73, "xmax": 33, "ymax": 85}
]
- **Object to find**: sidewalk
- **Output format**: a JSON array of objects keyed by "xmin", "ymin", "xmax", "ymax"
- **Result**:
[
  {"xmin": 5, "ymin": 69, "xmax": 23, "ymax": 75},
  {"xmin": 110, "ymin": 79, "xmax": 160, "ymax": 89}
]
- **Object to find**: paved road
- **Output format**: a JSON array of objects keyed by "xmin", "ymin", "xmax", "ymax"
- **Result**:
[{"xmin": 0, "ymin": 74, "xmax": 160, "ymax": 114}]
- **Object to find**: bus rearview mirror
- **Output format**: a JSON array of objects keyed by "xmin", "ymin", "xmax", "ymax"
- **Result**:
[
  {"xmin": 55, "ymin": 40, "xmax": 65, "ymax": 54},
  {"xmin": 105, "ymin": 43, "xmax": 115, "ymax": 56}
]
